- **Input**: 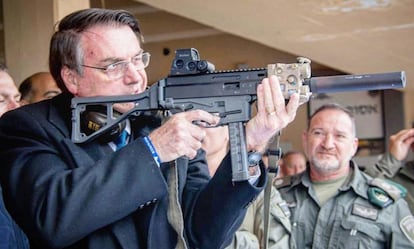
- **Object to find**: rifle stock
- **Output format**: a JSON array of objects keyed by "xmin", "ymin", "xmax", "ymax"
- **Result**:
[{"xmin": 71, "ymin": 48, "xmax": 406, "ymax": 181}]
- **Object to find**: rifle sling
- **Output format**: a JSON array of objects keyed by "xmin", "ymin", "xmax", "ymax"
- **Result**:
[{"xmin": 263, "ymin": 132, "xmax": 281, "ymax": 249}]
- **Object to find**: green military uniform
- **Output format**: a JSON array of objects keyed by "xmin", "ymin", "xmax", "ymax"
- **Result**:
[
  {"xmin": 365, "ymin": 152, "xmax": 414, "ymax": 213},
  {"xmin": 225, "ymin": 186, "xmax": 291, "ymax": 249},
  {"xmin": 224, "ymin": 230, "xmax": 259, "ymax": 249},
  {"xmin": 275, "ymin": 161, "xmax": 414, "ymax": 248},
  {"xmin": 224, "ymin": 190, "xmax": 261, "ymax": 249},
  {"xmin": 255, "ymin": 185, "xmax": 292, "ymax": 249}
]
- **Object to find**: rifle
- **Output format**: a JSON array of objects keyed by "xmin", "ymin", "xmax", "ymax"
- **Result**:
[{"xmin": 71, "ymin": 48, "xmax": 406, "ymax": 182}]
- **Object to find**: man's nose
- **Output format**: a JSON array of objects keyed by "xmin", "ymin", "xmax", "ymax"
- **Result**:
[
  {"xmin": 7, "ymin": 99, "xmax": 20, "ymax": 110},
  {"xmin": 321, "ymin": 133, "xmax": 335, "ymax": 148},
  {"xmin": 124, "ymin": 62, "xmax": 144, "ymax": 82}
]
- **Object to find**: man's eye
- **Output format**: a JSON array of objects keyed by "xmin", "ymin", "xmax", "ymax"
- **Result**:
[
  {"xmin": 336, "ymin": 134, "xmax": 347, "ymax": 139},
  {"xmin": 132, "ymin": 56, "xmax": 142, "ymax": 64},
  {"xmin": 106, "ymin": 62, "xmax": 124, "ymax": 71},
  {"xmin": 312, "ymin": 131, "xmax": 322, "ymax": 136}
]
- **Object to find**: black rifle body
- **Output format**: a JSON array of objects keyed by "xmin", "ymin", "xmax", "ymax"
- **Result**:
[{"xmin": 71, "ymin": 49, "xmax": 406, "ymax": 182}]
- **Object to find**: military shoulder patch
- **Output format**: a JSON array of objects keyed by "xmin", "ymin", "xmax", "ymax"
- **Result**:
[
  {"xmin": 370, "ymin": 178, "xmax": 406, "ymax": 201},
  {"xmin": 367, "ymin": 187, "xmax": 393, "ymax": 208},
  {"xmin": 400, "ymin": 215, "xmax": 414, "ymax": 244}
]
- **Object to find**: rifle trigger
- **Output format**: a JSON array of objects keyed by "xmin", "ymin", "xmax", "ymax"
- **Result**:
[{"xmin": 220, "ymin": 110, "xmax": 242, "ymax": 118}]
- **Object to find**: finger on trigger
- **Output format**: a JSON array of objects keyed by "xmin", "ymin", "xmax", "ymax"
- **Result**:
[{"xmin": 189, "ymin": 110, "xmax": 220, "ymax": 127}]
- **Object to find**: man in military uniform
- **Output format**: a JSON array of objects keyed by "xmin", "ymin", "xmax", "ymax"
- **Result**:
[
  {"xmin": 271, "ymin": 103, "xmax": 414, "ymax": 248},
  {"xmin": 365, "ymin": 126, "xmax": 414, "ymax": 213},
  {"xmin": 223, "ymin": 185, "xmax": 291, "ymax": 249}
]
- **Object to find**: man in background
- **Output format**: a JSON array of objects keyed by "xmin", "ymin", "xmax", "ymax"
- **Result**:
[
  {"xmin": 0, "ymin": 63, "xmax": 29, "ymax": 248},
  {"xmin": 271, "ymin": 103, "xmax": 413, "ymax": 248},
  {"xmin": 365, "ymin": 125, "xmax": 414, "ymax": 212},
  {"xmin": 277, "ymin": 150, "xmax": 306, "ymax": 179},
  {"xmin": 19, "ymin": 72, "xmax": 61, "ymax": 105},
  {"xmin": 0, "ymin": 64, "xmax": 20, "ymax": 117}
]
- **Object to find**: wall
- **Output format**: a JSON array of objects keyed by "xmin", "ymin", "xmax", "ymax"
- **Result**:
[
  {"xmin": 405, "ymin": 89, "xmax": 414, "ymax": 128},
  {"xmin": 2, "ymin": 0, "xmax": 89, "ymax": 84}
]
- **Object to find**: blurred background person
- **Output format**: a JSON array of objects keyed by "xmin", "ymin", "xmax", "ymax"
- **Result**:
[
  {"xmin": 277, "ymin": 150, "xmax": 306, "ymax": 179},
  {"xmin": 0, "ymin": 63, "xmax": 29, "ymax": 248},
  {"xmin": 18, "ymin": 72, "xmax": 61, "ymax": 105},
  {"xmin": 365, "ymin": 125, "xmax": 414, "ymax": 212},
  {"xmin": 202, "ymin": 125, "xmax": 229, "ymax": 176},
  {"xmin": 0, "ymin": 64, "xmax": 20, "ymax": 117}
]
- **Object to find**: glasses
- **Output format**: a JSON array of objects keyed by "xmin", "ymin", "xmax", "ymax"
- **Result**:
[{"xmin": 81, "ymin": 52, "xmax": 151, "ymax": 80}]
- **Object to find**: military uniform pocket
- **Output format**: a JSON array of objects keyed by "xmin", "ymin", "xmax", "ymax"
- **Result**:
[{"xmin": 334, "ymin": 219, "xmax": 385, "ymax": 249}]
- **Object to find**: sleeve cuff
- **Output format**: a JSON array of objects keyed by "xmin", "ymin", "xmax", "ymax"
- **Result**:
[{"xmin": 248, "ymin": 165, "xmax": 261, "ymax": 185}]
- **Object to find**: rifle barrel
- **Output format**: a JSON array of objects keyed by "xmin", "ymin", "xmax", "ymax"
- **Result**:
[{"xmin": 307, "ymin": 71, "xmax": 406, "ymax": 93}]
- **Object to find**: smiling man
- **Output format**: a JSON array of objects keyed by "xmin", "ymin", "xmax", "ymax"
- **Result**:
[{"xmin": 272, "ymin": 103, "xmax": 414, "ymax": 248}]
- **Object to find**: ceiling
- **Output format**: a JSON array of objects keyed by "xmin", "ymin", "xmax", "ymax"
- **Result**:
[{"xmin": 95, "ymin": 0, "xmax": 414, "ymax": 91}]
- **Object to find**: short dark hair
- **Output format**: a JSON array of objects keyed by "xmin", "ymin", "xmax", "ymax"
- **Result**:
[
  {"xmin": 0, "ymin": 63, "xmax": 8, "ymax": 72},
  {"xmin": 49, "ymin": 8, "xmax": 144, "ymax": 93},
  {"xmin": 308, "ymin": 103, "xmax": 356, "ymax": 135}
]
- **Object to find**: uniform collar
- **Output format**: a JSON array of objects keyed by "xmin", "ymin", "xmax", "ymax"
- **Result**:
[
  {"xmin": 341, "ymin": 161, "xmax": 371, "ymax": 199},
  {"xmin": 298, "ymin": 161, "xmax": 370, "ymax": 199}
]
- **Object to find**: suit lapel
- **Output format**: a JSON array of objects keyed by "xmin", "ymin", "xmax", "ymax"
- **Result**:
[{"xmin": 47, "ymin": 93, "xmax": 73, "ymax": 138}]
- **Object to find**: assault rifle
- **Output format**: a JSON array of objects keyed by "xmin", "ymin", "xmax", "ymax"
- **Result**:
[{"xmin": 71, "ymin": 48, "xmax": 406, "ymax": 182}]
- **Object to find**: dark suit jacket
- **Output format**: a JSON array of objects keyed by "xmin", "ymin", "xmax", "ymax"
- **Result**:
[
  {"xmin": 0, "ymin": 93, "xmax": 265, "ymax": 249},
  {"xmin": 0, "ymin": 186, "xmax": 29, "ymax": 249}
]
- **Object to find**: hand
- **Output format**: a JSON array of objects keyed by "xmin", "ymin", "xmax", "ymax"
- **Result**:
[
  {"xmin": 148, "ymin": 110, "xmax": 220, "ymax": 162},
  {"xmin": 245, "ymin": 75, "xmax": 300, "ymax": 153},
  {"xmin": 388, "ymin": 128, "xmax": 414, "ymax": 161}
]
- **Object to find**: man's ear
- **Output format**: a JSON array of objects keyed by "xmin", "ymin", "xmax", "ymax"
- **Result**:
[
  {"xmin": 352, "ymin": 137, "xmax": 359, "ymax": 156},
  {"xmin": 61, "ymin": 67, "xmax": 78, "ymax": 95}
]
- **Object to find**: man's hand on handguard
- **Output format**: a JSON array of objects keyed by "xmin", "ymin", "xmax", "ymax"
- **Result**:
[
  {"xmin": 246, "ymin": 75, "xmax": 300, "ymax": 154},
  {"xmin": 149, "ymin": 110, "xmax": 220, "ymax": 162}
]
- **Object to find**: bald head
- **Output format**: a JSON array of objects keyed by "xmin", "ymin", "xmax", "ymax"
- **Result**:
[{"xmin": 19, "ymin": 72, "xmax": 61, "ymax": 105}]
